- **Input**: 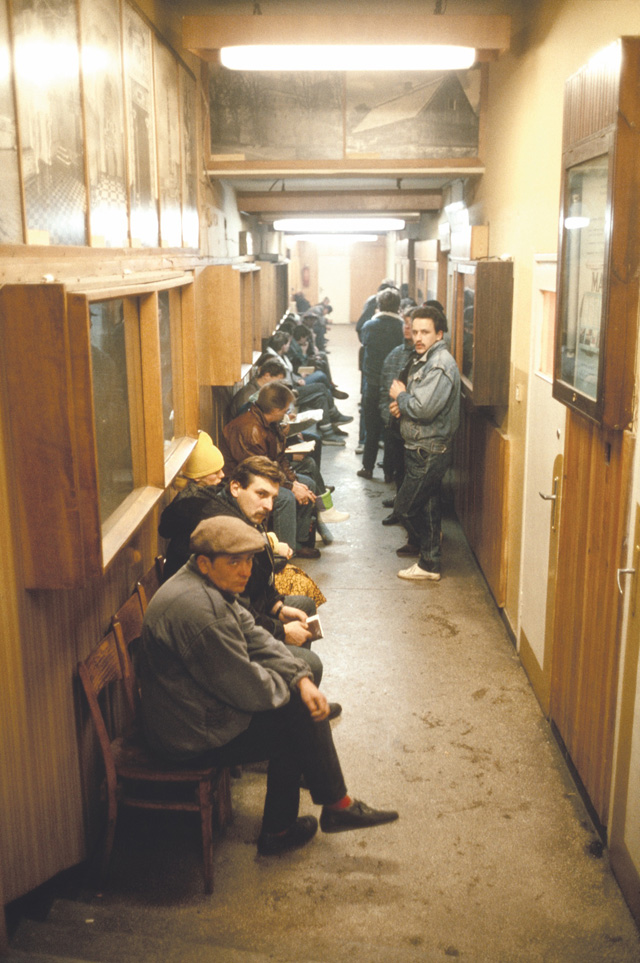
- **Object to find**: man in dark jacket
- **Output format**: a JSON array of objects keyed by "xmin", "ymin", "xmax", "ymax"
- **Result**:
[
  {"xmin": 140, "ymin": 515, "xmax": 398, "ymax": 856},
  {"xmin": 357, "ymin": 287, "xmax": 404, "ymax": 479}
]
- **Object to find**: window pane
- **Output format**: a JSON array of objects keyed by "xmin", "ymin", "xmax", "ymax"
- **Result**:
[
  {"xmin": 158, "ymin": 290, "xmax": 175, "ymax": 450},
  {"xmin": 559, "ymin": 154, "xmax": 608, "ymax": 400},
  {"xmin": 90, "ymin": 299, "xmax": 134, "ymax": 522}
]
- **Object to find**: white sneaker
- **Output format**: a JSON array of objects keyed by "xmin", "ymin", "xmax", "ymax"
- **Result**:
[
  {"xmin": 318, "ymin": 507, "xmax": 350, "ymax": 524},
  {"xmin": 355, "ymin": 444, "xmax": 364, "ymax": 455},
  {"xmin": 397, "ymin": 563, "xmax": 441, "ymax": 581}
]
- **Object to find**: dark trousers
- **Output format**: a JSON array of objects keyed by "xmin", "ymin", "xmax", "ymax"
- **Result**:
[
  {"xmin": 382, "ymin": 422, "xmax": 405, "ymax": 488},
  {"xmin": 201, "ymin": 691, "xmax": 347, "ymax": 834},
  {"xmin": 395, "ymin": 442, "xmax": 452, "ymax": 573},
  {"xmin": 362, "ymin": 386, "xmax": 383, "ymax": 472}
]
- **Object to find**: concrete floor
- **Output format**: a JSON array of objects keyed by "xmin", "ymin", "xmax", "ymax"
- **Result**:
[{"xmin": 9, "ymin": 325, "xmax": 640, "ymax": 963}]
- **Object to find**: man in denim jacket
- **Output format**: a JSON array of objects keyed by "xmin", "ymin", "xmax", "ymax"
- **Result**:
[{"xmin": 389, "ymin": 306, "xmax": 460, "ymax": 581}]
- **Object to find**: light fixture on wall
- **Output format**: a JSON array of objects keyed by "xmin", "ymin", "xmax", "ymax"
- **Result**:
[
  {"xmin": 220, "ymin": 45, "xmax": 475, "ymax": 72},
  {"xmin": 183, "ymin": 15, "xmax": 511, "ymax": 69},
  {"xmin": 274, "ymin": 217, "xmax": 405, "ymax": 233}
]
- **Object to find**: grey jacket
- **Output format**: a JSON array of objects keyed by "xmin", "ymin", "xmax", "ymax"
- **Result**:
[
  {"xmin": 379, "ymin": 340, "xmax": 414, "ymax": 426},
  {"xmin": 396, "ymin": 340, "xmax": 461, "ymax": 450},
  {"xmin": 139, "ymin": 559, "xmax": 312, "ymax": 761}
]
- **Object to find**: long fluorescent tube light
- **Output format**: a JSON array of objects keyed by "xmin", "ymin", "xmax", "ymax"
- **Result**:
[
  {"xmin": 274, "ymin": 217, "xmax": 405, "ymax": 233},
  {"xmin": 292, "ymin": 234, "xmax": 378, "ymax": 244},
  {"xmin": 221, "ymin": 45, "xmax": 475, "ymax": 72}
]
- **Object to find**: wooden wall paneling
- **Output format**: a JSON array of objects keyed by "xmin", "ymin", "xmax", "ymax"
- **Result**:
[
  {"xmin": 139, "ymin": 292, "xmax": 165, "ymax": 488},
  {"xmin": 551, "ymin": 412, "xmax": 634, "ymax": 826},
  {"xmin": 473, "ymin": 260, "xmax": 513, "ymax": 407},
  {"xmin": 252, "ymin": 269, "xmax": 262, "ymax": 352},
  {"xmin": 194, "ymin": 265, "xmax": 242, "ymax": 385},
  {"xmin": 610, "ymin": 503, "xmax": 640, "ymax": 925},
  {"xmin": 0, "ymin": 285, "xmax": 87, "ymax": 588},
  {"xmin": 453, "ymin": 400, "xmax": 509, "ymax": 607},
  {"xmin": 66, "ymin": 294, "xmax": 107, "ymax": 580},
  {"xmin": 239, "ymin": 269, "xmax": 254, "ymax": 365},
  {"xmin": 174, "ymin": 281, "xmax": 199, "ymax": 438}
]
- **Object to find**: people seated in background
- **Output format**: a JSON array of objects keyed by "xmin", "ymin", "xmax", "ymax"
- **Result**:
[
  {"xmin": 255, "ymin": 340, "xmax": 351, "ymax": 447},
  {"xmin": 377, "ymin": 304, "xmax": 416, "ymax": 523},
  {"xmin": 357, "ymin": 287, "xmax": 404, "ymax": 480},
  {"xmin": 220, "ymin": 382, "xmax": 349, "ymax": 558},
  {"xmin": 292, "ymin": 291, "xmax": 311, "ymax": 314},
  {"xmin": 158, "ymin": 431, "xmax": 225, "ymax": 581},
  {"xmin": 140, "ymin": 515, "xmax": 399, "ymax": 856},
  {"xmin": 228, "ymin": 358, "xmax": 290, "ymax": 420}
]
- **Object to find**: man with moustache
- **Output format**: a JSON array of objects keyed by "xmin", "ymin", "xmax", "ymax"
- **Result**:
[{"xmin": 389, "ymin": 305, "xmax": 461, "ymax": 581}]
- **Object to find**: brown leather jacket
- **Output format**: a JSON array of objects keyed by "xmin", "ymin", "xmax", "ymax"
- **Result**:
[{"xmin": 220, "ymin": 404, "xmax": 297, "ymax": 487}]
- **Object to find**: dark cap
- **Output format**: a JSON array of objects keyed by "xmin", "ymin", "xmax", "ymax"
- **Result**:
[{"xmin": 190, "ymin": 516, "xmax": 265, "ymax": 556}]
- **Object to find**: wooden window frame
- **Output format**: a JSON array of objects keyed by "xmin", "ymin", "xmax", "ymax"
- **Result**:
[{"xmin": 0, "ymin": 273, "xmax": 197, "ymax": 587}]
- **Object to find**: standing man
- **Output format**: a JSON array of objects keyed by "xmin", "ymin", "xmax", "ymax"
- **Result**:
[
  {"xmin": 140, "ymin": 516, "xmax": 399, "ymax": 856},
  {"xmin": 357, "ymin": 287, "xmax": 404, "ymax": 479},
  {"xmin": 389, "ymin": 306, "xmax": 461, "ymax": 581}
]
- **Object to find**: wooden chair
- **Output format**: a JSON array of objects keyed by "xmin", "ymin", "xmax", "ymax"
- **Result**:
[
  {"xmin": 78, "ymin": 627, "xmax": 232, "ymax": 894},
  {"xmin": 136, "ymin": 555, "xmax": 165, "ymax": 611},
  {"xmin": 111, "ymin": 590, "xmax": 146, "ymax": 711}
]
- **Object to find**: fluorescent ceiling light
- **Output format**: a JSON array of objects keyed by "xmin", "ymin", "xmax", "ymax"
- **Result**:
[
  {"xmin": 564, "ymin": 216, "xmax": 590, "ymax": 230},
  {"xmin": 221, "ymin": 45, "xmax": 475, "ymax": 72},
  {"xmin": 274, "ymin": 217, "xmax": 405, "ymax": 233},
  {"xmin": 292, "ymin": 234, "xmax": 378, "ymax": 244}
]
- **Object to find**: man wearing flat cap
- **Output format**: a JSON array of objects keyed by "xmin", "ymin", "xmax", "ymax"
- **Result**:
[{"xmin": 140, "ymin": 516, "xmax": 398, "ymax": 855}]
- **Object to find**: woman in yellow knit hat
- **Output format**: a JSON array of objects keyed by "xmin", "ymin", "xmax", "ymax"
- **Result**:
[{"xmin": 159, "ymin": 432, "xmax": 225, "ymax": 578}]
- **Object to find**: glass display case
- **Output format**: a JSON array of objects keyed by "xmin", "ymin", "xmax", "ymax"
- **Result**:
[
  {"xmin": 450, "ymin": 259, "xmax": 513, "ymax": 407},
  {"xmin": 553, "ymin": 38, "xmax": 640, "ymax": 429}
]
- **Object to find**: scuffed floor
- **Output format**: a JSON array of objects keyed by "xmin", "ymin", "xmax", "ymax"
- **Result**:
[{"xmin": 10, "ymin": 325, "xmax": 640, "ymax": 963}]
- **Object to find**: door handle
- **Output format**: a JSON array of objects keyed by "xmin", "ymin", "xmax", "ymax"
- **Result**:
[
  {"xmin": 617, "ymin": 568, "xmax": 636, "ymax": 595},
  {"xmin": 539, "ymin": 476, "xmax": 560, "ymax": 531}
]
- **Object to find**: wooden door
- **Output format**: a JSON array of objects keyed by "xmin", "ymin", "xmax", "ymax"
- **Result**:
[{"xmin": 550, "ymin": 411, "xmax": 634, "ymax": 828}]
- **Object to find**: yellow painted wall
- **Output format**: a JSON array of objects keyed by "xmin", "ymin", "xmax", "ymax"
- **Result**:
[{"xmin": 473, "ymin": 0, "xmax": 640, "ymax": 632}]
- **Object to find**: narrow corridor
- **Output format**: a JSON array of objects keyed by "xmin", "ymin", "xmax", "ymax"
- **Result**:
[{"xmin": 10, "ymin": 325, "xmax": 640, "ymax": 963}]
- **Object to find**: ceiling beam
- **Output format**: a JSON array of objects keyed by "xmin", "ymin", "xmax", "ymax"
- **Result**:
[
  {"xmin": 183, "ymin": 14, "xmax": 510, "ymax": 62},
  {"xmin": 236, "ymin": 190, "xmax": 442, "ymax": 217}
]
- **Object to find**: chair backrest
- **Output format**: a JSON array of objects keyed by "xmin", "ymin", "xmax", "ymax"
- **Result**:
[
  {"xmin": 137, "ymin": 555, "xmax": 165, "ymax": 611},
  {"xmin": 78, "ymin": 630, "xmax": 127, "ymax": 785},
  {"xmin": 111, "ymin": 590, "xmax": 145, "ymax": 713}
]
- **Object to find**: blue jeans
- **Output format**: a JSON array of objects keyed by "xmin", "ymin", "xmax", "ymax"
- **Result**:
[
  {"xmin": 394, "ymin": 442, "xmax": 452, "ymax": 573},
  {"xmin": 272, "ymin": 474, "xmax": 317, "ymax": 549}
]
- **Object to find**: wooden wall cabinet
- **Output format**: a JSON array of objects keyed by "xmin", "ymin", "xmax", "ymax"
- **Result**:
[
  {"xmin": 258, "ymin": 259, "xmax": 289, "ymax": 345},
  {"xmin": 0, "ymin": 275, "xmax": 197, "ymax": 588},
  {"xmin": 553, "ymin": 38, "xmax": 640, "ymax": 430},
  {"xmin": 450, "ymin": 259, "xmax": 514, "ymax": 406},
  {"xmin": 394, "ymin": 238, "xmax": 415, "ymax": 300},
  {"xmin": 414, "ymin": 238, "xmax": 447, "ymax": 307}
]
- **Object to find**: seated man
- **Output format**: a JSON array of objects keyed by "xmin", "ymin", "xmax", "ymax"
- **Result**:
[
  {"xmin": 140, "ymin": 516, "xmax": 398, "ymax": 855},
  {"xmin": 220, "ymin": 383, "xmax": 348, "ymax": 557}
]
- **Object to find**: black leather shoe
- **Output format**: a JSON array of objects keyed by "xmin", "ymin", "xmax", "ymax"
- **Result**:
[
  {"xmin": 331, "ymin": 387, "xmax": 349, "ymax": 400},
  {"xmin": 320, "ymin": 799, "xmax": 399, "ymax": 834},
  {"xmin": 356, "ymin": 468, "xmax": 373, "ymax": 479},
  {"xmin": 396, "ymin": 543, "xmax": 420, "ymax": 557},
  {"xmin": 327, "ymin": 702, "xmax": 342, "ymax": 721},
  {"xmin": 332, "ymin": 413, "xmax": 354, "ymax": 425},
  {"xmin": 382, "ymin": 513, "xmax": 400, "ymax": 526},
  {"xmin": 257, "ymin": 815, "xmax": 318, "ymax": 855},
  {"xmin": 292, "ymin": 546, "xmax": 321, "ymax": 559},
  {"xmin": 382, "ymin": 497, "xmax": 396, "ymax": 508}
]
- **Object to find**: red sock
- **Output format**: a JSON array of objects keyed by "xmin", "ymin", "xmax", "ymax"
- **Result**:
[{"xmin": 326, "ymin": 794, "xmax": 352, "ymax": 811}]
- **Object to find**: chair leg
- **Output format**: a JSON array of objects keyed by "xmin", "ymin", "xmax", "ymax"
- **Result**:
[
  {"xmin": 98, "ymin": 784, "xmax": 118, "ymax": 886},
  {"xmin": 216, "ymin": 766, "xmax": 233, "ymax": 828},
  {"xmin": 198, "ymin": 780, "xmax": 214, "ymax": 895}
]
